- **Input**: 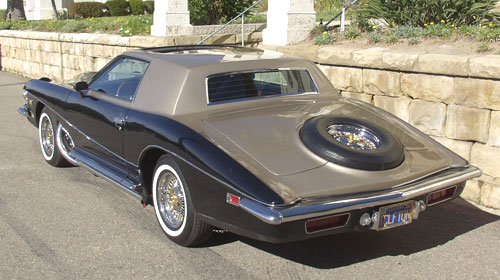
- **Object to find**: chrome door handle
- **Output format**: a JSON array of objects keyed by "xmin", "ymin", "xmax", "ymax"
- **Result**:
[{"xmin": 114, "ymin": 117, "xmax": 124, "ymax": 131}]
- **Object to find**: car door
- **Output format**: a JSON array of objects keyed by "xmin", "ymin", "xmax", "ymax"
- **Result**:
[{"xmin": 65, "ymin": 57, "xmax": 149, "ymax": 179}]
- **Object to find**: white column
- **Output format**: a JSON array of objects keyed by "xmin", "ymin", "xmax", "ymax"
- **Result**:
[
  {"xmin": 263, "ymin": 0, "xmax": 316, "ymax": 46},
  {"xmin": 151, "ymin": 0, "xmax": 193, "ymax": 36}
]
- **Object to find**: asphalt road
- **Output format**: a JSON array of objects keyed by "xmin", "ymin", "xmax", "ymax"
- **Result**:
[{"xmin": 1, "ymin": 71, "xmax": 499, "ymax": 280}]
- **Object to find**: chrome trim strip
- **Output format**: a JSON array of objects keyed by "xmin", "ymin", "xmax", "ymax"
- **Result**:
[
  {"xmin": 70, "ymin": 150, "xmax": 142, "ymax": 200},
  {"xmin": 240, "ymin": 166, "xmax": 481, "ymax": 225}
]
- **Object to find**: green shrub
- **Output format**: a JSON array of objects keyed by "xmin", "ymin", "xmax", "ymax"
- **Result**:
[
  {"xmin": 0, "ymin": 21, "xmax": 11, "ymax": 29},
  {"xmin": 314, "ymin": 32, "xmax": 337, "ymax": 45},
  {"xmin": 106, "ymin": 0, "xmax": 130, "ymax": 17},
  {"xmin": 129, "ymin": 0, "xmax": 144, "ymax": 15},
  {"xmin": 143, "ymin": 1, "xmax": 154, "ymax": 15},
  {"xmin": 356, "ymin": 0, "xmax": 499, "ymax": 27},
  {"xmin": 0, "ymin": 9, "xmax": 7, "ymax": 21},
  {"xmin": 189, "ymin": 0, "xmax": 254, "ymax": 25},
  {"xmin": 68, "ymin": 2, "xmax": 109, "ymax": 18}
]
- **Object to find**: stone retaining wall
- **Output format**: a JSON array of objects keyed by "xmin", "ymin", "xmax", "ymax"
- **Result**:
[
  {"xmin": 0, "ymin": 30, "xmax": 498, "ymax": 209},
  {"xmin": 262, "ymin": 44, "xmax": 500, "ymax": 209},
  {"xmin": 0, "ymin": 30, "xmax": 262, "ymax": 82}
]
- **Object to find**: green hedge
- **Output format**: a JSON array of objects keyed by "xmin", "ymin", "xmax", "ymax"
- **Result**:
[
  {"xmin": 106, "ymin": 0, "xmax": 130, "ymax": 17},
  {"xmin": 68, "ymin": 2, "xmax": 109, "ymax": 19},
  {"xmin": 0, "ymin": 9, "xmax": 7, "ymax": 21},
  {"xmin": 143, "ymin": 1, "xmax": 154, "ymax": 14},
  {"xmin": 189, "ymin": 0, "xmax": 253, "ymax": 25},
  {"xmin": 129, "ymin": 0, "xmax": 144, "ymax": 15}
]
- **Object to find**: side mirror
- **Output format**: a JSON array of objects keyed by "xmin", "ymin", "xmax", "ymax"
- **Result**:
[{"xmin": 74, "ymin": 81, "xmax": 89, "ymax": 92}]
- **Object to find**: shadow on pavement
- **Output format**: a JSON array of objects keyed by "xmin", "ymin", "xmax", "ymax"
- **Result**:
[{"xmin": 207, "ymin": 198, "xmax": 499, "ymax": 268}]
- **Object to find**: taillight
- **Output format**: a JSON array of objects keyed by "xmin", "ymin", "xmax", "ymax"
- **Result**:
[
  {"xmin": 427, "ymin": 186, "xmax": 457, "ymax": 206},
  {"xmin": 305, "ymin": 213, "xmax": 350, "ymax": 234}
]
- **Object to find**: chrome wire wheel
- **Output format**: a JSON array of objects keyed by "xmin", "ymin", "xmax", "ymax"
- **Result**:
[
  {"xmin": 56, "ymin": 123, "xmax": 77, "ymax": 166},
  {"xmin": 153, "ymin": 164, "xmax": 187, "ymax": 237},
  {"xmin": 39, "ymin": 112, "xmax": 55, "ymax": 161}
]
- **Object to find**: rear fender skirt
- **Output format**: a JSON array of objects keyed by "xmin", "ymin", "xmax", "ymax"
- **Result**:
[{"xmin": 126, "ymin": 111, "xmax": 285, "ymax": 206}]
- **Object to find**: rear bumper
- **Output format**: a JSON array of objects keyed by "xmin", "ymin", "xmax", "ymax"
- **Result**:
[{"xmin": 240, "ymin": 165, "xmax": 481, "ymax": 225}]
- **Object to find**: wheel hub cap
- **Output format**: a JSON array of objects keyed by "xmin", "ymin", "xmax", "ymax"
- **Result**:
[
  {"xmin": 158, "ymin": 173, "xmax": 185, "ymax": 229},
  {"xmin": 327, "ymin": 123, "xmax": 381, "ymax": 151}
]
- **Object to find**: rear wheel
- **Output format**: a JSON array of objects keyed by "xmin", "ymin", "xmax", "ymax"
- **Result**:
[
  {"xmin": 38, "ymin": 108, "xmax": 69, "ymax": 167},
  {"xmin": 152, "ymin": 155, "xmax": 213, "ymax": 246}
]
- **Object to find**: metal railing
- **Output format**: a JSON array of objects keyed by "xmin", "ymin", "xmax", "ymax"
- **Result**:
[
  {"xmin": 324, "ymin": 0, "xmax": 360, "ymax": 31},
  {"xmin": 197, "ymin": 0, "xmax": 264, "ymax": 46}
]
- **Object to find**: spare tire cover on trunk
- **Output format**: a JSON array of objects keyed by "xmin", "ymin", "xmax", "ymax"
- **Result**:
[{"xmin": 300, "ymin": 116, "xmax": 404, "ymax": 171}]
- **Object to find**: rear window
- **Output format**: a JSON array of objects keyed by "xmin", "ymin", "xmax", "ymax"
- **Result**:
[{"xmin": 207, "ymin": 68, "xmax": 318, "ymax": 104}]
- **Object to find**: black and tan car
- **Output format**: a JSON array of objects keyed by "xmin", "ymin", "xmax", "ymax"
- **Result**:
[{"xmin": 18, "ymin": 45, "xmax": 481, "ymax": 246}]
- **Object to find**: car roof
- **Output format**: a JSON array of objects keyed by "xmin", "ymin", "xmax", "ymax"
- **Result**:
[
  {"xmin": 126, "ymin": 45, "xmax": 300, "ymax": 70},
  {"xmin": 121, "ymin": 46, "xmax": 337, "ymax": 116}
]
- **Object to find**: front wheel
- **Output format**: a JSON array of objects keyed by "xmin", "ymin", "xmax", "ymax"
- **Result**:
[
  {"xmin": 152, "ymin": 155, "xmax": 213, "ymax": 246},
  {"xmin": 38, "ymin": 107, "xmax": 70, "ymax": 167}
]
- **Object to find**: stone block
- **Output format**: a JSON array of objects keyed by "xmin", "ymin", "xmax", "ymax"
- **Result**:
[
  {"xmin": 129, "ymin": 36, "xmax": 175, "ymax": 48},
  {"xmin": 174, "ymin": 35, "xmax": 203, "ymax": 46},
  {"xmin": 401, "ymin": 73, "xmax": 454, "ymax": 103},
  {"xmin": 431, "ymin": 136, "xmax": 472, "ymax": 161},
  {"xmin": 327, "ymin": 66, "xmax": 363, "ymax": 92},
  {"xmin": 415, "ymin": 53, "xmax": 469, "ymax": 77},
  {"xmin": 317, "ymin": 64, "xmax": 330, "ymax": 77},
  {"xmin": 409, "ymin": 100, "xmax": 447, "ymax": 136},
  {"xmin": 94, "ymin": 58, "xmax": 111, "ymax": 72},
  {"xmin": 277, "ymin": 45, "xmax": 319, "ymax": 62},
  {"xmin": 471, "ymin": 143, "xmax": 500, "ymax": 179},
  {"xmin": 340, "ymin": 91, "xmax": 373, "ymax": 104},
  {"xmin": 469, "ymin": 55, "xmax": 500, "ymax": 79},
  {"xmin": 363, "ymin": 69, "xmax": 402, "ymax": 96},
  {"xmin": 461, "ymin": 179, "xmax": 481, "ymax": 203},
  {"xmin": 206, "ymin": 34, "xmax": 236, "ymax": 45},
  {"xmin": 373, "ymin": 96, "xmax": 411, "ymax": 122},
  {"xmin": 480, "ymin": 183, "xmax": 500, "ymax": 209},
  {"xmin": 352, "ymin": 47, "xmax": 388, "ymax": 68},
  {"xmin": 454, "ymin": 78, "xmax": 500, "ymax": 110},
  {"xmin": 61, "ymin": 42, "xmax": 75, "ymax": 55},
  {"xmin": 489, "ymin": 111, "xmax": 500, "ymax": 147},
  {"xmin": 445, "ymin": 105, "xmax": 490, "ymax": 143},
  {"xmin": 317, "ymin": 46, "xmax": 355, "ymax": 65},
  {"xmin": 62, "ymin": 54, "xmax": 79, "ymax": 69}
]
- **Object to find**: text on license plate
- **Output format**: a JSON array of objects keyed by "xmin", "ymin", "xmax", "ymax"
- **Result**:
[{"xmin": 378, "ymin": 201, "xmax": 414, "ymax": 230}]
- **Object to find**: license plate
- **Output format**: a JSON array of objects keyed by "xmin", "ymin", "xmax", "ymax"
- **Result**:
[{"xmin": 378, "ymin": 201, "xmax": 414, "ymax": 230}]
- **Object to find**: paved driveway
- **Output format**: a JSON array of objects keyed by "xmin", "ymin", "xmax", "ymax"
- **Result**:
[{"xmin": 1, "ymin": 71, "xmax": 499, "ymax": 280}]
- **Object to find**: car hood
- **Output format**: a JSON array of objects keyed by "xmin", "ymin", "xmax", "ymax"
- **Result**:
[{"xmin": 202, "ymin": 96, "xmax": 467, "ymax": 203}]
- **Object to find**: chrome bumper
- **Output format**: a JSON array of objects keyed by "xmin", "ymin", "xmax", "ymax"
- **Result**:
[
  {"xmin": 17, "ymin": 105, "xmax": 29, "ymax": 116},
  {"xmin": 240, "ymin": 165, "xmax": 481, "ymax": 225}
]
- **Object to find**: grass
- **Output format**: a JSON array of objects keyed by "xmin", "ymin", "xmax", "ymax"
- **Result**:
[
  {"xmin": 315, "ymin": 22, "xmax": 500, "ymax": 46},
  {"xmin": 0, "ymin": 15, "xmax": 153, "ymax": 36}
]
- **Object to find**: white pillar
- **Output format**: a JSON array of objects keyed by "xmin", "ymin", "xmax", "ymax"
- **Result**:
[
  {"xmin": 263, "ymin": 0, "xmax": 316, "ymax": 46},
  {"xmin": 151, "ymin": 0, "xmax": 193, "ymax": 37}
]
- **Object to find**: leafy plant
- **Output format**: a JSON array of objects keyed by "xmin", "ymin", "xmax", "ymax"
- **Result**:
[
  {"xmin": 408, "ymin": 36, "xmax": 420, "ymax": 45},
  {"xmin": 0, "ymin": 9, "xmax": 7, "ymax": 21},
  {"xmin": 476, "ymin": 42, "xmax": 492, "ymax": 52},
  {"xmin": 189, "ymin": 0, "xmax": 253, "ymax": 25},
  {"xmin": 143, "ymin": 1, "xmax": 154, "ymax": 15},
  {"xmin": 367, "ymin": 31, "xmax": 382, "ymax": 44},
  {"xmin": 385, "ymin": 33, "xmax": 399, "ymax": 43},
  {"xmin": 344, "ymin": 26, "xmax": 362, "ymax": 40},
  {"xmin": 315, "ymin": 32, "xmax": 337, "ymax": 45},
  {"xmin": 68, "ymin": 2, "xmax": 109, "ymax": 19},
  {"xmin": 105, "ymin": 0, "xmax": 130, "ymax": 17},
  {"xmin": 356, "ymin": 0, "xmax": 499, "ymax": 27},
  {"xmin": 129, "ymin": 0, "xmax": 144, "ymax": 15}
]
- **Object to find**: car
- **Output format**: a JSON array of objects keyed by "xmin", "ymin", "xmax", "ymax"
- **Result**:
[{"xmin": 18, "ymin": 45, "xmax": 481, "ymax": 246}]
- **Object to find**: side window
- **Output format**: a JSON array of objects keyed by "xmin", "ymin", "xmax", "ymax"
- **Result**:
[{"xmin": 90, "ymin": 57, "xmax": 149, "ymax": 101}]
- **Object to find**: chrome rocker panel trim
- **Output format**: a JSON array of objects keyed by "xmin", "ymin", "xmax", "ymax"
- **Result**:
[{"xmin": 240, "ymin": 165, "xmax": 481, "ymax": 225}]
